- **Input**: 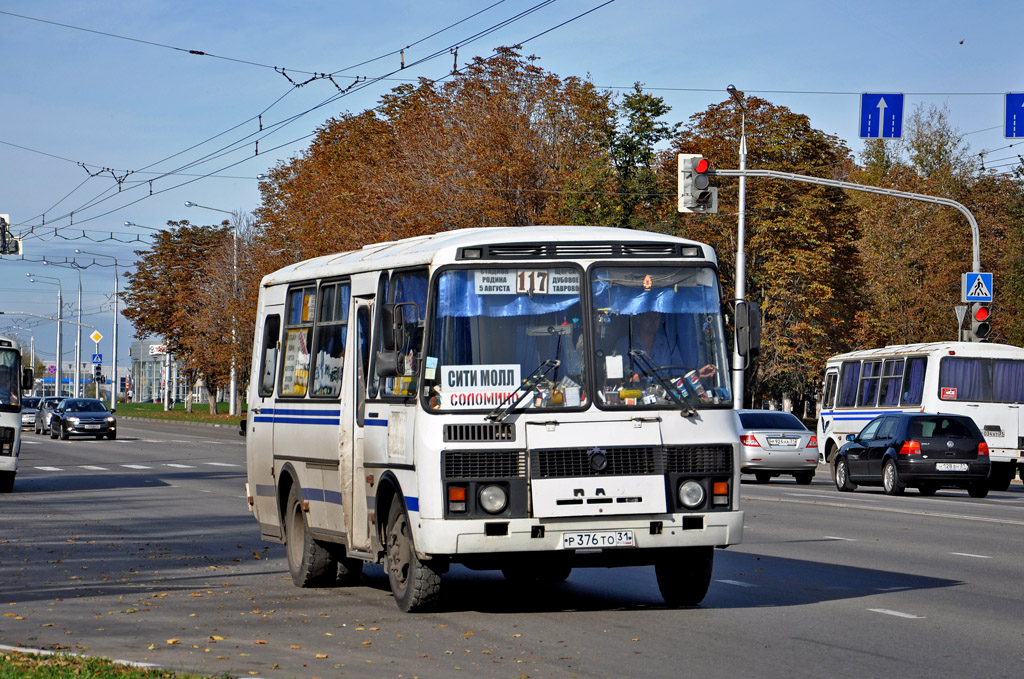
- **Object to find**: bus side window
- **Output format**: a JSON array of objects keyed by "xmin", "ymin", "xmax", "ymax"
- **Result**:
[
  {"xmin": 281, "ymin": 286, "xmax": 317, "ymax": 397},
  {"xmin": 838, "ymin": 361, "xmax": 860, "ymax": 407},
  {"xmin": 258, "ymin": 315, "xmax": 281, "ymax": 397},
  {"xmin": 822, "ymin": 373, "xmax": 837, "ymax": 409},
  {"xmin": 380, "ymin": 269, "xmax": 427, "ymax": 398},
  {"xmin": 858, "ymin": 361, "xmax": 881, "ymax": 407},
  {"xmin": 311, "ymin": 281, "xmax": 350, "ymax": 398},
  {"xmin": 901, "ymin": 357, "xmax": 926, "ymax": 405}
]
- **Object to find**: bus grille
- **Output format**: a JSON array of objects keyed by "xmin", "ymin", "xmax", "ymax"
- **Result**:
[
  {"xmin": 443, "ymin": 423, "xmax": 515, "ymax": 442},
  {"xmin": 443, "ymin": 450, "xmax": 527, "ymax": 479},
  {"xmin": 532, "ymin": 444, "xmax": 732, "ymax": 478},
  {"xmin": 664, "ymin": 445, "xmax": 733, "ymax": 474}
]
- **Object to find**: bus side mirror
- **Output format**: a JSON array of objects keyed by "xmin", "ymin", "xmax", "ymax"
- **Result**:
[
  {"xmin": 375, "ymin": 351, "xmax": 400, "ymax": 378},
  {"xmin": 735, "ymin": 301, "xmax": 761, "ymax": 359},
  {"xmin": 22, "ymin": 368, "xmax": 33, "ymax": 391}
]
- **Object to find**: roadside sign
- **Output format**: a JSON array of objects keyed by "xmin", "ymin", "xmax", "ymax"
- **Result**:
[
  {"xmin": 92, "ymin": 353, "xmax": 102, "ymax": 364},
  {"xmin": 90, "ymin": 330, "xmax": 103, "ymax": 343},
  {"xmin": 47, "ymin": 364, "xmax": 56, "ymax": 374},
  {"xmin": 962, "ymin": 272, "xmax": 994, "ymax": 303},
  {"xmin": 1005, "ymin": 93, "xmax": 1024, "ymax": 138},
  {"xmin": 859, "ymin": 93, "xmax": 904, "ymax": 139}
]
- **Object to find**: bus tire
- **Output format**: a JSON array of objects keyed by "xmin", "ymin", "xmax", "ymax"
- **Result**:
[
  {"xmin": 284, "ymin": 484, "xmax": 335, "ymax": 587},
  {"xmin": 655, "ymin": 546, "xmax": 713, "ymax": 607},
  {"xmin": 754, "ymin": 472, "xmax": 772, "ymax": 484},
  {"xmin": 967, "ymin": 482, "xmax": 989, "ymax": 499},
  {"xmin": 989, "ymin": 464, "xmax": 1014, "ymax": 492},
  {"xmin": 793, "ymin": 471, "xmax": 814, "ymax": 485},
  {"xmin": 882, "ymin": 459, "xmax": 905, "ymax": 496},
  {"xmin": 337, "ymin": 555, "xmax": 364, "ymax": 586},
  {"xmin": 0, "ymin": 471, "xmax": 14, "ymax": 493},
  {"xmin": 917, "ymin": 483, "xmax": 937, "ymax": 496},
  {"xmin": 385, "ymin": 501, "xmax": 441, "ymax": 612}
]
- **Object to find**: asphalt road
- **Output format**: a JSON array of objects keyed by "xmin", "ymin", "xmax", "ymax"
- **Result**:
[{"xmin": 2, "ymin": 419, "xmax": 1023, "ymax": 678}]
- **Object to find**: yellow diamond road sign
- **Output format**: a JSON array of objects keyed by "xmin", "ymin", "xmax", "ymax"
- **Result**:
[{"xmin": 90, "ymin": 330, "xmax": 103, "ymax": 343}]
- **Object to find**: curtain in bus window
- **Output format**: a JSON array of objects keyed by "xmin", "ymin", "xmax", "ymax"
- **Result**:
[
  {"xmin": 902, "ymin": 357, "xmax": 926, "ymax": 405},
  {"xmin": 940, "ymin": 357, "xmax": 988, "ymax": 401},
  {"xmin": 878, "ymin": 359, "xmax": 904, "ymax": 406},
  {"xmin": 436, "ymin": 269, "xmax": 579, "ymax": 318},
  {"xmin": 992, "ymin": 360, "xmax": 1024, "ymax": 402},
  {"xmin": 281, "ymin": 287, "xmax": 316, "ymax": 397},
  {"xmin": 858, "ymin": 361, "xmax": 881, "ymax": 406},
  {"xmin": 838, "ymin": 362, "xmax": 860, "ymax": 407},
  {"xmin": 312, "ymin": 284, "xmax": 349, "ymax": 397}
]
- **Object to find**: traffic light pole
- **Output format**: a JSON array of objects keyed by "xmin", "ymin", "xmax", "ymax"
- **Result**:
[{"xmin": 708, "ymin": 168, "xmax": 981, "ymax": 272}]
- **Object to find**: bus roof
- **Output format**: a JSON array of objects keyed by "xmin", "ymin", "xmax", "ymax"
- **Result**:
[
  {"xmin": 261, "ymin": 225, "xmax": 716, "ymax": 287},
  {"xmin": 828, "ymin": 341, "xmax": 1024, "ymax": 363}
]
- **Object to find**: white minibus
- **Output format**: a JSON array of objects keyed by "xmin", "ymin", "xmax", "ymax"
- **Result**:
[
  {"xmin": 0, "ymin": 336, "xmax": 34, "ymax": 492},
  {"xmin": 818, "ymin": 341, "xmax": 1024, "ymax": 490}
]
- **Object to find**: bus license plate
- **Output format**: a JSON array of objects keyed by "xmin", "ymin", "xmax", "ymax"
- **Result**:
[
  {"xmin": 935, "ymin": 462, "xmax": 968, "ymax": 472},
  {"xmin": 562, "ymin": 530, "xmax": 635, "ymax": 549}
]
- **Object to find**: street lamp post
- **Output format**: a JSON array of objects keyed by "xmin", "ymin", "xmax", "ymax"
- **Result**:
[
  {"xmin": 76, "ymin": 249, "xmax": 119, "ymax": 410},
  {"xmin": 43, "ymin": 263, "xmax": 83, "ymax": 398},
  {"xmin": 27, "ymin": 274, "xmax": 62, "ymax": 396},
  {"xmin": 727, "ymin": 84, "xmax": 748, "ymax": 409},
  {"xmin": 185, "ymin": 200, "xmax": 239, "ymax": 416}
]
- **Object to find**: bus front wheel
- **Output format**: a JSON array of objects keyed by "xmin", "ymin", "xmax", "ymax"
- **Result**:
[
  {"xmin": 284, "ymin": 484, "xmax": 336, "ymax": 587},
  {"xmin": 655, "ymin": 546, "xmax": 713, "ymax": 607},
  {"xmin": 385, "ymin": 501, "xmax": 441, "ymax": 612},
  {"xmin": 0, "ymin": 471, "xmax": 14, "ymax": 493}
]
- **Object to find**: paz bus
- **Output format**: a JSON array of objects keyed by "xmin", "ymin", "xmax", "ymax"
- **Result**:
[
  {"xmin": 817, "ymin": 341, "xmax": 1024, "ymax": 491},
  {"xmin": 0, "ymin": 336, "xmax": 34, "ymax": 493},
  {"xmin": 243, "ymin": 226, "xmax": 759, "ymax": 611}
]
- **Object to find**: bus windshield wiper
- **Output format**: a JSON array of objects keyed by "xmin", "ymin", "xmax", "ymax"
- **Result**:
[
  {"xmin": 485, "ymin": 359, "xmax": 561, "ymax": 423},
  {"xmin": 628, "ymin": 350, "xmax": 699, "ymax": 417}
]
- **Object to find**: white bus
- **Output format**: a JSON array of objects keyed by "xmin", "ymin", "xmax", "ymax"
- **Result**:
[
  {"xmin": 0, "ymin": 336, "xmax": 34, "ymax": 493},
  {"xmin": 817, "ymin": 341, "xmax": 1024, "ymax": 491},
  {"xmin": 244, "ymin": 225, "xmax": 759, "ymax": 611}
]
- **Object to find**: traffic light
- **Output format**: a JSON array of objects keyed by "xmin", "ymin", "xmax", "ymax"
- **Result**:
[
  {"xmin": 970, "ymin": 303, "xmax": 991, "ymax": 342},
  {"xmin": 0, "ymin": 214, "xmax": 20, "ymax": 255},
  {"xmin": 93, "ymin": 363, "xmax": 103, "ymax": 382},
  {"xmin": 678, "ymin": 154, "xmax": 718, "ymax": 214}
]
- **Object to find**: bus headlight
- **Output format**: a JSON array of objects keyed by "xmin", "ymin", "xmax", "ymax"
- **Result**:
[
  {"xmin": 478, "ymin": 485, "xmax": 508, "ymax": 514},
  {"xmin": 678, "ymin": 480, "xmax": 705, "ymax": 509}
]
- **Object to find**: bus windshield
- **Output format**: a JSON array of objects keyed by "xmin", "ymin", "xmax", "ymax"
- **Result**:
[
  {"xmin": 589, "ymin": 265, "xmax": 731, "ymax": 409},
  {"xmin": 425, "ymin": 267, "xmax": 588, "ymax": 412},
  {"xmin": 0, "ymin": 348, "xmax": 22, "ymax": 412}
]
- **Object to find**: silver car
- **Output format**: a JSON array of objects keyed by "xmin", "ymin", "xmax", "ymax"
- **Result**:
[
  {"xmin": 34, "ymin": 396, "xmax": 63, "ymax": 434},
  {"xmin": 21, "ymin": 396, "xmax": 41, "ymax": 429},
  {"xmin": 737, "ymin": 409, "xmax": 818, "ymax": 484}
]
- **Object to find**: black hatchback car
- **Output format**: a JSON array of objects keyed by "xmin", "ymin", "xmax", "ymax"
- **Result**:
[
  {"xmin": 49, "ymin": 398, "xmax": 117, "ymax": 440},
  {"xmin": 833, "ymin": 413, "xmax": 990, "ymax": 497}
]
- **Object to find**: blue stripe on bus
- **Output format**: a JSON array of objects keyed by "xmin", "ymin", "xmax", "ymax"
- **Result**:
[
  {"xmin": 364, "ymin": 419, "xmax": 388, "ymax": 427},
  {"xmin": 265, "ymin": 408, "xmax": 341, "ymax": 416},
  {"xmin": 406, "ymin": 496, "xmax": 419, "ymax": 512}
]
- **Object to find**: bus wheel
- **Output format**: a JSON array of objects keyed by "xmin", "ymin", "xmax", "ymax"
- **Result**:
[
  {"xmin": 385, "ymin": 501, "xmax": 441, "ymax": 612},
  {"xmin": 0, "ymin": 471, "xmax": 14, "ymax": 493},
  {"xmin": 989, "ymin": 464, "xmax": 1014, "ymax": 492},
  {"xmin": 284, "ymin": 485, "xmax": 336, "ymax": 587},
  {"xmin": 655, "ymin": 546, "xmax": 713, "ymax": 607}
]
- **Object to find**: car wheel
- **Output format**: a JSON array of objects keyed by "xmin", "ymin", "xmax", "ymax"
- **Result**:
[
  {"xmin": 49, "ymin": 422, "xmax": 58, "ymax": 439},
  {"xmin": 385, "ymin": 500, "xmax": 442, "ymax": 612},
  {"xmin": 59, "ymin": 422, "xmax": 70, "ymax": 441},
  {"xmin": 107, "ymin": 431, "xmax": 117, "ymax": 440},
  {"xmin": 833, "ymin": 457, "xmax": 856, "ymax": 492},
  {"xmin": 655, "ymin": 546, "xmax": 714, "ymax": 607},
  {"xmin": 284, "ymin": 484, "xmax": 336, "ymax": 588},
  {"xmin": 793, "ymin": 471, "xmax": 814, "ymax": 485},
  {"xmin": 917, "ymin": 483, "xmax": 938, "ymax": 496},
  {"xmin": 967, "ymin": 482, "xmax": 989, "ymax": 499},
  {"xmin": 882, "ymin": 459, "xmax": 905, "ymax": 496},
  {"xmin": 34, "ymin": 421, "xmax": 40, "ymax": 435},
  {"xmin": 754, "ymin": 472, "xmax": 772, "ymax": 484}
]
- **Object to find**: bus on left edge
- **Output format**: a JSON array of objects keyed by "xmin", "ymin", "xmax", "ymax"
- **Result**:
[{"xmin": 0, "ymin": 336, "xmax": 35, "ymax": 492}]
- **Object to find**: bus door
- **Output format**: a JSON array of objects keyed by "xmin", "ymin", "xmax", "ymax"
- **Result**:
[
  {"xmin": 348, "ymin": 298, "xmax": 375, "ymax": 555},
  {"xmin": 250, "ymin": 311, "xmax": 282, "ymax": 540},
  {"xmin": 817, "ymin": 368, "xmax": 839, "ymax": 460}
]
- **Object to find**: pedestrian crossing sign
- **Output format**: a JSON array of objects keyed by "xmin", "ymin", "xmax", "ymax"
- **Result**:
[{"xmin": 962, "ymin": 272, "xmax": 993, "ymax": 303}]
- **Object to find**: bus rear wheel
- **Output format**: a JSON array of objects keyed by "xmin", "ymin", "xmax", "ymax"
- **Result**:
[
  {"xmin": 284, "ymin": 484, "xmax": 336, "ymax": 587},
  {"xmin": 385, "ymin": 501, "xmax": 441, "ymax": 612},
  {"xmin": 0, "ymin": 471, "xmax": 14, "ymax": 493},
  {"xmin": 655, "ymin": 546, "xmax": 713, "ymax": 607}
]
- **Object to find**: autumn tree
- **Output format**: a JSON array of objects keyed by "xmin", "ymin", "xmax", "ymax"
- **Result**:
[{"xmin": 655, "ymin": 96, "xmax": 862, "ymax": 410}]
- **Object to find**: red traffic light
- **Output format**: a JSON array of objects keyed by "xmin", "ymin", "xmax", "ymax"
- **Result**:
[
  {"xmin": 974, "ymin": 305, "xmax": 990, "ymax": 322},
  {"xmin": 695, "ymin": 158, "xmax": 710, "ymax": 173}
]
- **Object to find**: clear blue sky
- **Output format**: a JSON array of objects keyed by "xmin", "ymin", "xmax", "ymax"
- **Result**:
[{"xmin": 1, "ymin": 0, "xmax": 1020, "ymax": 367}]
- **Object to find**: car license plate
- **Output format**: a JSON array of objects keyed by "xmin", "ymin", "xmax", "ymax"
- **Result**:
[
  {"xmin": 935, "ymin": 462, "xmax": 968, "ymax": 472},
  {"xmin": 767, "ymin": 437, "xmax": 798, "ymax": 447},
  {"xmin": 85, "ymin": 424, "xmax": 101, "ymax": 430},
  {"xmin": 562, "ymin": 530, "xmax": 635, "ymax": 549}
]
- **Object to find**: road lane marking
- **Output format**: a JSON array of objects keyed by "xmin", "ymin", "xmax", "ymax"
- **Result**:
[
  {"xmin": 716, "ymin": 580, "xmax": 757, "ymax": 587},
  {"xmin": 79, "ymin": 465, "xmax": 108, "ymax": 471},
  {"xmin": 824, "ymin": 536, "xmax": 856, "ymax": 541},
  {"xmin": 745, "ymin": 495, "xmax": 1024, "ymax": 526},
  {"xmin": 121, "ymin": 464, "xmax": 151, "ymax": 469},
  {"xmin": 165, "ymin": 463, "xmax": 195, "ymax": 468},
  {"xmin": 788, "ymin": 492, "xmax": 882, "ymax": 503},
  {"xmin": 34, "ymin": 466, "xmax": 63, "ymax": 471},
  {"xmin": 950, "ymin": 552, "xmax": 992, "ymax": 559},
  {"xmin": 205, "ymin": 462, "xmax": 238, "ymax": 467},
  {"xmin": 869, "ymin": 609, "xmax": 924, "ymax": 619}
]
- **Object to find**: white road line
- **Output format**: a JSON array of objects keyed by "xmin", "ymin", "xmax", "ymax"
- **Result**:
[
  {"xmin": 34, "ymin": 466, "xmax": 63, "ymax": 471},
  {"xmin": 786, "ymin": 492, "xmax": 882, "ymax": 503},
  {"xmin": 165, "ymin": 463, "xmax": 195, "ymax": 468},
  {"xmin": 746, "ymin": 495, "xmax": 1024, "ymax": 527},
  {"xmin": 950, "ymin": 552, "xmax": 992, "ymax": 559},
  {"xmin": 121, "ymin": 464, "xmax": 151, "ymax": 469},
  {"xmin": 824, "ymin": 536, "xmax": 857, "ymax": 541},
  {"xmin": 205, "ymin": 462, "xmax": 238, "ymax": 467},
  {"xmin": 868, "ymin": 608, "xmax": 925, "ymax": 619},
  {"xmin": 715, "ymin": 579, "xmax": 757, "ymax": 587},
  {"xmin": 79, "ymin": 465, "xmax": 108, "ymax": 471}
]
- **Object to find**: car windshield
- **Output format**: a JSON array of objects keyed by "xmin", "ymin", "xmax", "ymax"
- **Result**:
[
  {"xmin": 23, "ymin": 397, "xmax": 41, "ymax": 409},
  {"xmin": 739, "ymin": 412, "xmax": 806, "ymax": 430},
  {"xmin": 65, "ymin": 400, "xmax": 107, "ymax": 413},
  {"xmin": 589, "ymin": 265, "xmax": 731, "ymax": 410},
  {"xmin": 424, "ymin": 267, "xmax": 588, "ymax": 412},
  {"xmin": 908, "ymin": 416, "xmax": 978, "ymax": 439}
]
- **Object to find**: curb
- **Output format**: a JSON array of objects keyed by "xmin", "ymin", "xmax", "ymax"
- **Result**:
[{"xmin": 118, "ymin": 415, "xmax": 244, "ymax": 429}]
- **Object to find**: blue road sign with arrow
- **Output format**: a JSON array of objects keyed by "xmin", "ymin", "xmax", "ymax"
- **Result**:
[
  {"xmin": 860, "ymin": 93, "xmax": 904, "ymax": 139},
  {"xmin": 1005, "ymin": 93, "xmax": 1024, "ymax": 139}
]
